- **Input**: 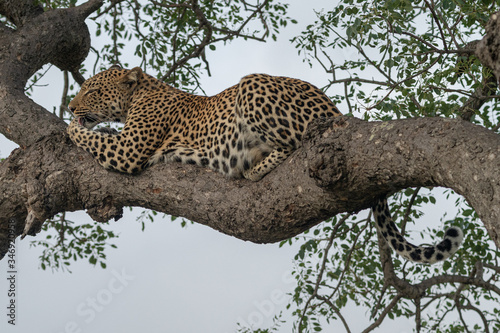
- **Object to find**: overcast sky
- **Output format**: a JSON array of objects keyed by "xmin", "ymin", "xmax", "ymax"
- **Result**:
[{"xmin": 0, "ymin": 1, "xmax": 462, "ymax": 333}]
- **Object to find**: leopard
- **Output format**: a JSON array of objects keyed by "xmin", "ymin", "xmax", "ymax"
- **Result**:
[{"xmin": 67, "ymin": 65, "xmax": 463, "ymax": 264}]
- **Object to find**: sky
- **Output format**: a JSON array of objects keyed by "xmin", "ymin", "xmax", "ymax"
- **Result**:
[{"xmin": 0, "ymin": 1, "xmax": 467, "ymax": 333}]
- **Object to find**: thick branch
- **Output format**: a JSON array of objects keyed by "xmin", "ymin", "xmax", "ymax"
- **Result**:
[
  {"xmin": 0, "ymin": 88, "xmax": 67, "ymax": 148},
  {"xmin": 0, "ymin": 0, "xmax": 103, "ymax": 147},
  {"xmin": 0, "ymin": 0, "xmax": 43, "ymax": 27},
  {"xmin": 0, "ymin": 117, "xmax": 499, "ymax": 260}
]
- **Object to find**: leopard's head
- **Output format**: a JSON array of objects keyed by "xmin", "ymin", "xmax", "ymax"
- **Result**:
[{"xmin": 68, "ymin": 65, "xmax": 143, "ymax": 129}]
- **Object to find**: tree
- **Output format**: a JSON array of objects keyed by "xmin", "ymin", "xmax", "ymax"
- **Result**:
[{"xmin": 0, "ymin": 0, "xmax": 499, "ymax": 332}]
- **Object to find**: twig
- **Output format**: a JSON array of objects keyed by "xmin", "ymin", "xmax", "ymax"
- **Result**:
[
  {"xmin": 431, "ymin": 306, "xmax": 454, "ymax": 330},
  {"xmin": 151, "ymin": 0, "xmax": 190, "ymax": 9},
  {"xmin": 59, "ymin": 70, "xmax": 69, "ymax": 119},
  {"xmin": 344, "ymin": 82, "xmax": 353, "ymax": 115},
  {"xmin": 460, "ymin": 302, "xmax": 490, "ymax": 333},
  {"xmin": 362, "ymin": 294, "xmax": 402, "ymax": 333},
  {"xmin": 331, "ymin": 77, "xmax": 391, "ymax": 86},
  {"xmin": 455, "ymin": 295, "xmax": 471, "ymax": 333},
  {"xmin": 130, "ymin": 0, "xmax": 146, "ymax": 40},
  {"xmin": 111, "ymin": 4, "xmax": 120, "ymax": 64},
  {"xmin": 370, "ymin": 282, "xmax": 388, "ymax": 319},
  {"xmin": 315, "ymin": 295, "xmax": 352, "ymax": 333},
  {"xmin": 297, "ymin": 214, "xmax": 350, "ymax": 331},
  {"xmin": 423, "ymin": 0, "xmax": 448, "ymax": 51},
  {"xmin": 483, "ymin": 262, "xmax": 500, "ymax": 274},
  {"xmin": 91, "ymin": 0, "xmax": 126, "ymax": 19},
  {"xmin": 456, "ymin": 72, "xmax": 498, "ymax": 121},
  {"xmin": 401, "ymin": 187, "xmax": 421, "ymax": 234},
  {"xmin": 415, "ymin": 296, "xmax": 421, "ymax": 333},
  {"xmin": 367, "ymin": 55, "xmax": 442, "ymax": 111},
  {"xmin": 397, "ymin": 29, "xmax": 441, "ymax": 52},
  {"xmin": 327, "ymin": 218, "xmax": 370, "ymax": 301},
  {"xmin": 161, "ymin": 0, "xmax": 213, "ymax": 81},
  {"xmin": 24, "ymin": 64, "xmax": 53, "ymax": 93}
]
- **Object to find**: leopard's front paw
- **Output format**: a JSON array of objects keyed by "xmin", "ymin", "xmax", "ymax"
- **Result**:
[{"xmin": 243, "ymin": 169, "xmax": 266, "ymax": 182}]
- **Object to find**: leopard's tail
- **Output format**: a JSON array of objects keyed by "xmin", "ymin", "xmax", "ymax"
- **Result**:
[{"xmin": 372, "ymin": 198, "xmax": 463, "ymax": 264}]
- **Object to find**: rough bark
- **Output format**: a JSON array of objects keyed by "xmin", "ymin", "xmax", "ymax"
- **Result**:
[{"xmin": 0, "ymin": 1, "xmax": 500, "ymax": 260}]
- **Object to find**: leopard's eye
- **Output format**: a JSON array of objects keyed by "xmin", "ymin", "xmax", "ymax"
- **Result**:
[{"xmin": 84, "ymin": 88, "xmax": 100, "ymax": 96}]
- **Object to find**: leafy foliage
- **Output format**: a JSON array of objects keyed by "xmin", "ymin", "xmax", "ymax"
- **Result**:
[
  {"xmin": 30, "ymin": 213, "xmax": 118, "ymax": 272},
  {"xmin": 91, "ymin": 0, "xmax": 292, "ymax": 91},
  {"xmin": 293, "ymin": 0, "xmax": 500, "ymax": 125}
]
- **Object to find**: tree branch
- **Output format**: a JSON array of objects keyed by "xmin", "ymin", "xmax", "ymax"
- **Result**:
[
  {"xmin": 0, "ymin": 0, "xmax": 103, "ymax": 147},
  {"xmin": 161, "ymin": 0, "xmax": 213, "ymax": 81},
  {"xmin": 0, "ymin": 0, "xmax": 43, "ymax": 27},
  {"xmin": 1, "ymin": 116, "xmax": 499, "ymax": 261},
  {"xmin": 423, "ymin": 0, "xmax": 449, "ymax": 51},
  {"xmin": 299, "ymin": 214, "xmax": 350, "ymax": 330},
  {"xmin": 457, "ymin": 73, "xmax": 498, "ymax": 121},
  {"xmin": 362, "ymin": 294, "xmax": 402, "ymax": 333},
  {"xmin": 0, "ymin": 88, "xmax": 66, "ymax": 147},
  {"xmin": 460, "ymin": 302, "xmax": 490, "ymax": 333},
  {"xmin": 418, "ymin": 274, "xmax": 500, "ymax": 296},
  {"xmin": 160, "ymin": 0, "xmax": 271, "ymax": 81}
]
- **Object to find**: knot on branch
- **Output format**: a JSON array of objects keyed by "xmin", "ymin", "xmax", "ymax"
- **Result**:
[
  {"xmin": 42, "ymin": 10, "xmax": 91, "ymax": 72},
  {"xmin": 86, "ymin": 196, "xmax": 123, "ymax": 223},
  {"xmin": 302, "ymin": 116, "xmax": 351, "ymax": 189},
  {"xmin": 2, "ymin": 1, "xmax": 102, "ymax": 83}
]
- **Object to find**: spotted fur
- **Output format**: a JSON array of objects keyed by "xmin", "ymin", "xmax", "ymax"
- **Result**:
[
  {"xmin": 373, "ymin": 199, "xmax": 463, "ymax": 264},
  {"xmin": 67, "ymin": 65, "xmax": 463, "ymax": 264}
]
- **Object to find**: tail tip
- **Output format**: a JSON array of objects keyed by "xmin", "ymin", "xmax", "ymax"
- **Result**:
[{"xmin": 444, "ymin": 226, "xmax": 464, "ymax": 250}]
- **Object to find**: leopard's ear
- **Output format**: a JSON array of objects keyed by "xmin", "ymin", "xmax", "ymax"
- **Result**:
[
  {"xmin": 118, "ymin": 67, "xmax": 142, "ymax": 90},
  {"xmin": 109, "ymin": 64, "xmax": 122, "ymax": 70}
]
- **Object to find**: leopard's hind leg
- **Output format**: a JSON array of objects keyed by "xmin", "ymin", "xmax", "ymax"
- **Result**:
[{"xmin": 242, "ymin": 147, "xmax": 292, "ymax": 181}]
